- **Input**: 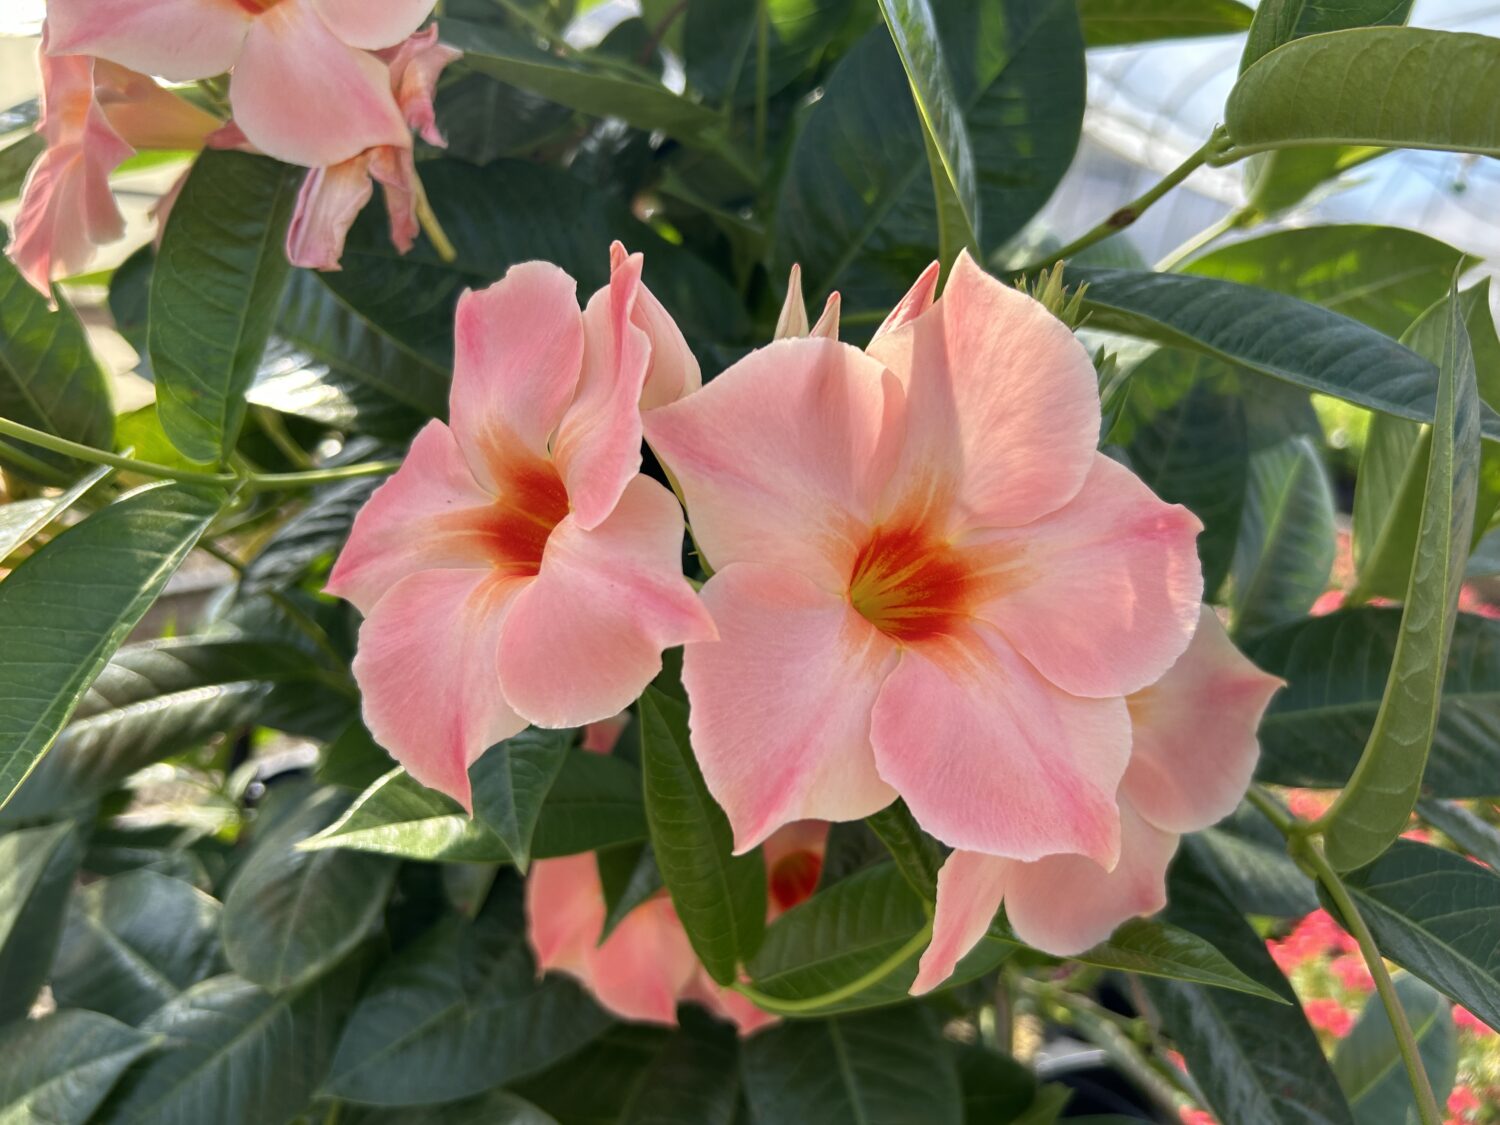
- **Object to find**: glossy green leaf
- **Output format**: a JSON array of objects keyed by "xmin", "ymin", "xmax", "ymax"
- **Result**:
[
  {"xmin": 149, "ymin": 150, "xmax": 299, "ymax": 464},
  {"xmin": 1325, "ymin": 292, "xmax": 1480, "ymax": 871},
  {"xmin": 1184, "ymin": 225, "xmax": 1469, "ymax": 338},
  {"xmin": 0, "ymin": 483, "xmax": 225, "ymax": 808},
  {"xmin": 640, "ymin": 688, "xmax": 765, "ymax": 984},
  {"xmin": 2, "ymin": 638, "xmax": 338, "ymax": 823},
  {"xmin": 1073, "ymin": 268, "xmax": 1500, "ymax": 439},
  {"xmin": 865, "ymin": 799, "xmax": 944, "ymax": 902},
  {"xmin": 0, "ymin": 463, "xmax": 111, "ymax": 563},
  {"xmin": 954, "ymin": 1044, "xmax": 1041, "ymax": 1124},
  {"xmin": 1185, "ymin": 812, "xmax": 1319, "ymax": 918},
  {"xmin": 324, "ymin": 888, "xmax": 611, "ymax": 1105},
  {"xmin": 0, "ymin": 231, "xmax": 114, "ymax": 475},
  {"xmin": 442, "ymin": 21, "xmax": 721, "ymax": 138},
  {"xmin": 1226, "ymin": 29, "xmax": 1500, "ymax": 159},
  {"xmin": 471, "ymin": 727, "xmax": 572, "ymax": 873},
  {"xmin": 1332, "ymin": 974, "xmax": 1456, "ymax": 1125},
  {"xmin": 511, "ymin": 1027, "xmax": 671, "ymax": 1124},
  {"xmin": 1416, "ymin": 799, "xmax": 1500, "ymax": 871},
  {"xmin": 1225, "ymin": 436, "xmax": 1337, "ymax": 636},
  {"xmin": 776, "ymin": 0, "xmax": 1084, "ymax": 318},
  {"xmin": 1251, "ymin": 609, "xmax": 1500, "ymax": 796},
  {"xmin": 1242, "ymin": 145, "xmax": 1387, "ymax": 219},
  {"xmin": 741, "ymin": 1007, "xmax": 963, "ymax": 1125},
  {"xmin": 877, "ymin": 0, "xmax": 980, "ymax": 265},
  {"xmin": 343, "ymin": 1090, "xmax": 559, "ymax": 1125},
  {"xmin": 1063, "ymin": 918, "xmax": 1286, "ymax": 1003},
  {"xmin": 1354, "ymin": 284, "xmax": 1500, "ymax": 601},
  {"xmin": 1143, "ymin": 855, "xmax": 1356, "ymax": 1125},
  {"xmin": 616, "ymin": 1014, "xmax": 740, "ymax": 1125},
  {"xmin": 52, "ymin": 870, "xmax": 221, "ymax": 1026},
  {"xmin": 103, "ymin": 968, "xmax": 361, "ymax": 1125},
  {"xmin": 0, "ymin": 1010, "xmax": 158, "ymax": 1125},
  {"xmin": 597, "ymin": 842, "xmax": 664, "ymax": 941},
  {"xmin": 683, "ymin": 0, "xmax": 856, "ymax": 104},
  {"xmin": 0, "ymin": 821, "xmax": 83, "ymax": 1024},
  {"xmin": 0, "ymin": 132, "xmax": 44, "ymax": 203},
  {"xmin": 1239, "ymin": 0, "xmax": 1411, "ymax": 71},
  {"xmin": 247, "ymin": 269, "xmax": 446, "ymax": 441},
  {"xmin": 1341, "ymin": 840, "xmax": 1500, "ymax": 1032},
  {"xmin": 241, "ymin": 475, "xmax": 381, "ymax": 594},
  {"xmin": 1078, "ymin": 0, "xmax": 1251, "ymax": 46},
  {"xmin": 223, "ymin": 788, "xmax": 397, "ymax": 992}
]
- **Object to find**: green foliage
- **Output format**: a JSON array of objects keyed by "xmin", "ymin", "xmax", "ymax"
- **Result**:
[
  {"xmin": 1333, "ymin": 974, "xmax": 1456, "ymax": 1125},
  {"xmin": 0, "ymin": 1010, "xmax": 158, "ymax": 1125}
]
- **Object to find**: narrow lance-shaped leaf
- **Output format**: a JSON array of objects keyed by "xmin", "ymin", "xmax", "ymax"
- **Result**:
[
  {"xmin": 0, "ymin": 483, "xmax": 226, "ymax": 808},
  {"xmin": 0, "ymin": 461, "xmax": 112, "ymax": 561},
  {"xmin": 1225, "ymin": 29, "xmax": 1500, "ymax": 160},
  {"xmin": 876, "ymin": 0, "xmax": 980, "ymax": 267},
  {"xmin": 149, "ymin": 149, "xmax": 300, "ymax": 464},
  {"xmin": 0, "ymin": 1010, "xmax": 159, "ymax": 1125},
  {"xmin": 1324, "ymin": 291, "xmax": 1480, "ymax": 872},
  {"xmin": 0, "ymin": 821, "xmax": 84, "ymax": 1024},
  {"xmin": 639, "ymin": 687, "xmax": 766, "ymax": 984}
]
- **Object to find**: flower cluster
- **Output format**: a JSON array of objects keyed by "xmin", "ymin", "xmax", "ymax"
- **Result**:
[
  {"xmin": 329, "ymin": 244, "xmax": 1284, "ymax": 1025},
  {"xmin": 9, "ymin": 4, "xmax": 461, "ymax": 295}
]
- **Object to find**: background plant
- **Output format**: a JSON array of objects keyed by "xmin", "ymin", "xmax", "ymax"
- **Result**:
[{"xmin": 0, "ymin": 0, "xmax": 1499, "ymax": 1122}]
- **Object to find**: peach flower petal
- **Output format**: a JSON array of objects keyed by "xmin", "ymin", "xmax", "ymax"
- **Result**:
[
  {"xmin": 869, "ymin": 259, "xmax": 938, "ymax": 345},
  {"xmin": 229, "ymin": 1, "xmax": 409, "ymax": 167},
  {"xmin": 583, "ymin": 897, "xmax": 698, "ymax": 1024},
  {"xmin": 870, "ymin": 624, "xmax": 1129, "ymax": 867},
  {"xmin": 912, "ymin": 850, "xmax": 1008, "ymax": 995},
  {"xmin": 971, "ymin": 454, "xmax": 1204, "ymax": 699},
  {"xmin": 643, "ymin": 337, "xmax": 904, "ymax": 588},
  {"xmin": 1123, "ymin": 607, "xmax": 1282, "ymax": 834},
  {"xmin": 497, "ymin": 477, "xmax": 715, "ymax": 728},
  {"xmin": 613, "ymin": 243, "xmax": 701, "ymax": 411},
  {"xmin": 683, "ymin": 564, "xmax": 898, "ymax": 853},
  {"xmin": 324, "ymin": 421, "xmax": 496, "ymax": 615},
  {"xmin": 310, "ymin": 0, "xmax": 437, "ymax": 51},
  {"xmin": 46, "ymin": 0, "xmax": 251, "ymax": 82},
  {"xmin": 352, "ymin": 568, "xmax": 528, "ymax": 810},
  {"xmin": 868, "ymin": 251, "xmax": 1099, "ymax": 530}
]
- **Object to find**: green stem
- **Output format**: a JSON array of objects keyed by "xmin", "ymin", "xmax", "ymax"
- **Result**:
[
  {"xmin": 1246, "ymin": 784, "xmax": 1300, "ymax": 835},
  {"xmin": 1294, "ymin": 837, "xmax": 1442, "ymax": 1125},
  {"xmin": 0, "ymin": 414, "xmax": 397, "ymax": 493},
  {"xmin": 1155, "ymin": 204, "xmax": 1253, "ymax": 272},
  {"xmin": 1018, "ymin": 133, "xmax": 1224, "ymax": 273},
  {"xmin": 253, "ymin": 407, "xmax": 313, "ymax": 470},
  {"xmin": 0, "ymin": 438, "xmax": 72, "ymax": 487},
  {"xmin": 731, "ymin": 920, "xmax": 933, "ymax": 1015}
]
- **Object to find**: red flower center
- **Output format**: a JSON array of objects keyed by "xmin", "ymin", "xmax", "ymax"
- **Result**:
[
  {"xmin": 769, "ymin": 849, "xmax": 823, "ymax": 911},
  {"xmin": 470, "ymin": 458, "xmax": 570, "ymax": 578},
  {"xmin": 233, "ymin": 0, "xmax": 285, "ymax": 12},
  {"xmin": 848, "ymin": 523, "xmax": 976, "ymax": 643}
]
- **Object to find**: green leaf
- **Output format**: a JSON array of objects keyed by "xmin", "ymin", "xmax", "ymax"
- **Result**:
[
  {"xmin": 324, "ymin": 888, "xmax": 611, "ymax": 1105},
  {"xmin": 1226, "ymin": 29, "xmax": 1500, "ymax": 159},
  {"xmin": 247, "ymin": 270, "xmax": 445, "ymax": 441},
  {"xmin": 343, "ymin": 1090, "xmax": 559, "ymax": 1125},
  {"xmin": 741, "ymin": 1007, "xmax": 963, "ymax": 1125},
  {"xmin": 149, "ymin": 149, "xmax": 299, "ymax": 464},
  {"xmin": 776, "ymin": 0, "xmax": 1084, "ymax": 318},
  {"xmin": 0, "ymin": 132, "xmax": 44, "ymax": 203},
  {"xmin": 877, "ymin": 0, "xmax": 981, "ymax": 265},
  {"xmin": 954, "ymin": 1044, "xmax": 1041, "ymax": 1124},
  {"xmin": 2, "ymin": 638, "xmax": 337, "ymax": 823},
  {"xmin": 222, "ymin": 788, "xmax": 397, "ymax": 992},
  {"xmin": 1242, "ymin": 145, "xmax": 1387, "ymax": 219},
  {"xmin": 1185, "ymin": 811, "xmax": 1318, "ymax": 918},
  {"xmin": 1183, "ymin": 225, "xmax": 1469, "ymax": 339},
  {"xmin": 683, "ymin": 0, "xmax": 856, "ymax": 105},
  {"xmin": 1225, "ymin": 436, "xmax": 1337, "ymax": 636},
  {"xmin": 1143, "ymin": 854, "xmax": 1356, "ymax": 1125},
  {"xmin": 1072, "ymin": 268, "xmax": 1500, "ymax": 439},
  {"xmin": 511, "ymin": 1026, "xmax": 671, "ymax": 1124},
  {"xmin": 103, "ymin": 968, "xmax": 361, "ymax": 1125},
  {"xmin": 1325, "ymin": 291, "xmax": 1480, "ymax": 871},
  {"xmin": 0, "ymin": 483, "xmax": 225, "ymax": 808},
  {"xmin": 0, "ymin": 463, "xmax": 111, "ymax": 563},
  {"xmin": 1250, "ymin": 608, "xmax": 1500, "ymax": 796},
  {"xmin": 0, "ymin": 231, "xmax": 114, "ymax": 475},
  {"xmin": 471, "ymin": 727, "xmax": 572, "ymax": 873},
  {"xmin": 1078, "ymin": 0, "xmax": 1252, "ymax": 47},
  {"xmin": 865, "ymin": 799, "xmax": 944, "ymax": 902},
  {"xmin": 1340, "ymin": 840, "xmax": 1500, "ymax": 1032},
  {"xmin": 1064, "ymin": 918, "xmax": 1287, "ymax": 1003},
  {"xmin": 1239, "ymin": 0, "xmax": 1412, "ymax": 71},
  {"xmin": 1353, "ymin": 284, "xmax": 1500, "ymax": 601},
  {"xmin": 0, "ymin": 821, "xmax": 84, "ymax": 1024},
  {"xmin": 616, "ymin": 1014, "xmax": 741, "ymax": 1125},
  {"xmin": 442, "ymin": 21, "xmax": 722, "ymax": 138},
  {"xmin": 597, "ymin": 842, "xmax": 664, "ymax": 941},
  {"xmin": 639, "ymin": 688, "xmax": 765, "ymax": 984},
  {"xmin": 52, "ymin": 870, "xmax": 222, "ymax": 1026},
  {"xmin": 0, "ymin": 1010, "xmax": 158, "ymax": 1125},
  {"xmin": 241, "ymin": 475, "xmax": 381, "ymax": 595},
  {"xmin": 305, "ymin": 749, "xmax": 647, "ymax": 863},
  {"xmin": 1416, "ymin": 799, "xmax": 1500, "ymax": 871},
  {"xmin": 1332, "ymin": 974, "xmax": 1456, "ymax": 1125}
]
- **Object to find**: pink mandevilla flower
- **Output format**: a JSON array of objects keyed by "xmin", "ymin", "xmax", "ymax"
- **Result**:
[
  {"xmin": 914, "ymin": 606, "xmax": 1281, "ymax": 989},
  {"xmin": 10, "ymin": 29, "xmax": 221, "ymax": 294},
  {"xmin": 285, "ymin": 25, "xmax": 462, "ymax": 271},
  {"xmin": 326, "ymin": 244, "xmax": 714, "ymax": 808},
  {"xmin": 645, "ymin": 249, "xmax": 1205, "ymax": 888},
  {"xmin": 527, "ymin": 820, "xmax": 827, "ymax": 1033},
  {"xmin": 45, "ymin": 0, "xmax": 434, "ymax": 167}
]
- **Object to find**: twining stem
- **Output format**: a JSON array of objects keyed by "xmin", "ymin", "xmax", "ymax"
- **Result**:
[
  {"xmin": 731, "ymin": 920, "xmax": 934, "ymax": 1014},
  {"xmin": 1248, "ymin": 786, "xmax": 1442, "ymax": 1125},
  {"xmin": 413, "ymin": 176, "xmax": 457, "ymax": 264},
  {"xmin": 1018, "ymin": 132, "xmax": 1227, "ymax": 273},
  {"xmin": 0, "ymin": 415, "xmax": 398, "ymax": 494}
]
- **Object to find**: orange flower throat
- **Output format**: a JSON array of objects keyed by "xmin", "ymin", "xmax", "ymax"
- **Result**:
[
  {"xmin": 464, "ymin": 458, "xmax": 570, "ymax": 578},
  {"xmin": 848, "ymin": 524, "xmax": 976, "ymax": 643}
]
